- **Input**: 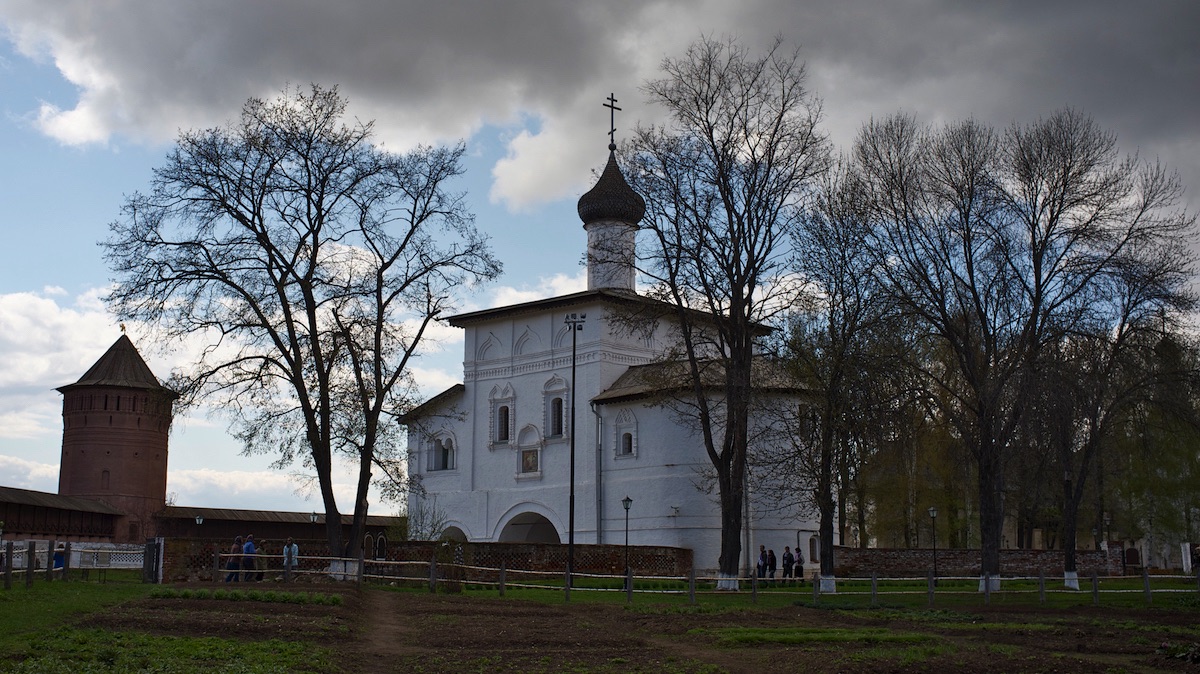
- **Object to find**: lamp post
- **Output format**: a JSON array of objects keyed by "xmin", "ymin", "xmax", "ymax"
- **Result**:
[
  {"xmin": 928, "ymin": 506, "xmax": 938, "ymax": 584},
  {"xmin": 565, "ymin": 312, "xmax": 586, "ymax": 586},
  {"xmin": 195, "ymin": 515, "xmax": 204, "ymax": 526},
  {"xmin": 622, "ymin": 496, "xmax": 633, "ymax": 589}
]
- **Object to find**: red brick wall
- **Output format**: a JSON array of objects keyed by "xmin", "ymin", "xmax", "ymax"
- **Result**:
[{"xmin": 832, "ymin": 545, "xmax": 1124, "ymax": 578}]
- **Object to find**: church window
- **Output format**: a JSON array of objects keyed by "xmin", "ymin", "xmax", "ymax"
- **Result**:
[
  {"xmin": 497, "ymin": 406, "xmax": 511, "ymax": 443},
  {"xmin": 615, "ymin": 409, "xmax": 638, "ymax": 458},
  {"xmin": 550, "ymin": 398, "xmax": 564, "ymax": 436},
  {"xmin": 430, "ymin": 437, "xmax": 455, "ymax": 471},
  {"xmin": 101, "ymin": 470, "xmax": 110, "ymax": 490},
  {"xmin": 490, "ymin": 385, "xmax": 515, "ymax": 448},
  {"xmin": 542, "ymin": 375, "xmax": 569, "ymax": 442}
]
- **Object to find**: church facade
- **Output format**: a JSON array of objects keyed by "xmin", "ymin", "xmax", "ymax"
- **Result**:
[{"xmin": 403, "ymin": 142, "xmax": 819, "ymax": 575}]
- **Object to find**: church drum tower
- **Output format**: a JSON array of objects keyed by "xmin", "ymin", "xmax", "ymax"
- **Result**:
[{"xmin": 57, "ymin": 335, "xmax": 178, "ymax": 543}]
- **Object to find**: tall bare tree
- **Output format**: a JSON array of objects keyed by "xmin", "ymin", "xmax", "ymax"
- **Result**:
[
  {"xmin": 104, "ymin": 85, "xmax": 500, "ymax": 555},
  {"xmin": 855, "ymin": 109, "xmax": 1195, "ymax": 580},
  {"xmin": 785, "ymin": 160, "xmax": 892, "ymax": 582},
  {"xmin": 628, "ymin": 36, "xmax": 829, "ymax": 586}
]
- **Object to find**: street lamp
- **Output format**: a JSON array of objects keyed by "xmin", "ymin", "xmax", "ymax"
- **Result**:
[
  {"xmin": 565, "ymin": 312, "xmax": 586, "ymax": 586},
  {"xmin": 310, "ymin": 512, "xmax": 319, "ymax": 524},
  {"xmin": 928, "ymin": 506, "xmax": 938, "ymax": 583},
  {"xmin": 622, "ymin": 496, "xmax": 633, "ymax": 589},
  {"xmin": 194, "ymin": 515, "xmax": 204, "ymax": 525}
]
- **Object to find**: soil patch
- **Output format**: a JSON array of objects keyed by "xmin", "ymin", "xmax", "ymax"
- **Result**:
[{"xmin": 71, "ymin": 584, "xmax": 1200, "ymax": 673}]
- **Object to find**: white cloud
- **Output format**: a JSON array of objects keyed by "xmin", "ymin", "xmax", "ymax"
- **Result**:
[
  {"xmin": 488, "ymin": 270, "xmax": 588, "ymax": 309},
  {"xmin": 0, "ymin": 454, "xmax": 59, "ymax": 491}
]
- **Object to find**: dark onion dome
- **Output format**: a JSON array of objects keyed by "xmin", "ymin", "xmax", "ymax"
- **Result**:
[{"xmin": 577, "ymin": 143, "xmax": 646, "ymax": 225}]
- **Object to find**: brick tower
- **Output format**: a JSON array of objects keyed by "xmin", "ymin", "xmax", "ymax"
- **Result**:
[{"xmin": 57, "ymin": 335, "xmax": 178, "ymax": 542}]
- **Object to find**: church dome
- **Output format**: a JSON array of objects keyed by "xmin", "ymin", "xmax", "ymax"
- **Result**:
[{"xmin": 577, "ymin": 144, "xmax": 646, "ymax": 226}]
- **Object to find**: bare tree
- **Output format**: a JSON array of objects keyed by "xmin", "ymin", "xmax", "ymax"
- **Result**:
[
  {"xmin": 855, "ymin": 109, "xmax": 1195, "ymax": 580},
  {"xmin": 784, "ymin": 160, "xmax": 892, "ymax": 582},
  {"xmin": 104, "ymin": 85, "xmax": 500, "ymax": 556},
  {"xmin": 628, "ymin": 36, "xmax": 829, "ymax": 586}
]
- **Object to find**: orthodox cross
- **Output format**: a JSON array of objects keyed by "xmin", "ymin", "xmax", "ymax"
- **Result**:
[{"xmin": 603, "ymin": 93, "xmax": 621, "ymax": 144}]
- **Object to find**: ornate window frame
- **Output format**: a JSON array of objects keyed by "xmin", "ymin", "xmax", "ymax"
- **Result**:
[
  {"xmin": 489, "ymin": 384, "xmax": 515, "ymax": 448},
  {"xmin": 614, "ymin": 408, "xmax": 638, "ymax": 459},
  {"xmin": 543, "ymin": 375, "xmax": 569, "ymax": 442}
]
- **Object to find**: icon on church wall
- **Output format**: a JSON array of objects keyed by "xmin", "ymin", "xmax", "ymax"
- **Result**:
[{"xmin": 521, "ymin": 449, "xmax": 539, "ymax": 473}]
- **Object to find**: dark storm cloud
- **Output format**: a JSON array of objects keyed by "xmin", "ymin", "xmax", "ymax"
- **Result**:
[{"xmin": 2, "ymin": 0, "xmax": 1196, "ymax": 210}]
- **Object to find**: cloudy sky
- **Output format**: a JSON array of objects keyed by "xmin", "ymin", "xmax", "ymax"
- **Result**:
[{"xmin": 1, "ymin": 1, "xmax": 1196, "ymax": 514}]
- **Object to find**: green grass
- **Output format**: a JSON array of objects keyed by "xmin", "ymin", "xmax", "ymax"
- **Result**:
[
  {"xmin": 0, "ymin": 580, "xmax": 153, "ymax": 656},
  {"xmin": 8, "ymin": 628, "xmax": 336, "ymax": 673}
]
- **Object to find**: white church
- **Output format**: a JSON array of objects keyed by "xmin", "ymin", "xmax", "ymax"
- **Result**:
[{"xmin": 403, "ymin": 140, "xmax": 819, "ymax": 577}]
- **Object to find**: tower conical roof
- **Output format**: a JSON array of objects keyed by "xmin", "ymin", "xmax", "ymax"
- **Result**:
[
  {"xmin": 57, "ymin": 334, "xmax": 177, "ymax": 396},
  {"xmin": 577, "ymin": 144, "xmax": 646, "ymax": 226}
]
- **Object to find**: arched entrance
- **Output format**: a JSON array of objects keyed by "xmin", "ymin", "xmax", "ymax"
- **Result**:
[
  {"xmin": 442, "ymin": 526, "xmax": 467, "ymax": 541},
  {"xmin": 498, "ymin": 512, "xmax": 561, "ymax": 543}
]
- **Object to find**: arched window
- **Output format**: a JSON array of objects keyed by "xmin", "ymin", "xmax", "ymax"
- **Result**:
[
  {"xmin": 490, "ymin": 385, "xmax": 515, "ymax": 447},
  {"xmin": 808, "ymin": 535, "xmax": 819, "ymax": 565},
  {"xmin": 497, "ymin": 406, "xmax": 510, "ymax": 443},
  {"xmin": 542, "ymin": 375, "xmax": 568, "ymax": 442},
  {"xmin": 101, "ymin": 470, "xmax": 110, "ymax": 490},
  {"xmin": 550, "ymin": 398, "xmax": 564, "ymax": 436},
  {"xmin": 430, "ymin": 437, "xmax": 455, "ymax": 471},
  {"xmin": 615, "ymin": 409, "xmax": 638, "ymax": 458},
  {"xmin": 376, "ymin": 534, "xmax": 387, "ymax": 560}
]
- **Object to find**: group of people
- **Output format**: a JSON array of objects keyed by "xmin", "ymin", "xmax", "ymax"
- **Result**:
[
  {"xmin": 756, "ymin": 544, "xmax": 805, "ymax": 585},
  {"xmin": 224, "ymin": 534, "xmax": 300, "ymax": 582}
]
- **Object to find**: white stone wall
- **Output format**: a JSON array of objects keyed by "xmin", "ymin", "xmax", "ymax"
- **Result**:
[{"xmin": 407, "ymin": 297, "xmax": 818, "ymax": 574}]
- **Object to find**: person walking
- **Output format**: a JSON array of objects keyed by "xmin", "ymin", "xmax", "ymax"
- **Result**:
[
  {"xmin": 766, "ymin": 549, "xmax": 777, "ymax": 585},
  {"xmin": 756, "ymin": 545, "xmax": 766, "ymax": 580},
  {"xmin": 225, "ymin": 536, "xmax": 243, "ymax": 582},
  {"xmin": 782, "ymin": 546, "xmax": 795, "ymax": 584},
  {"xmin": 241, "ymin": 534, "xmax": 257, "ymax": 582},
  {"xmin": 283, "ymin": 537, "xmax": 299, "ymax": 581}
]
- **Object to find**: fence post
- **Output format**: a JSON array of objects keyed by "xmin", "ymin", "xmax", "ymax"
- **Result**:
[
  {"xmin": 3, "ymin": 541, "xmax": 12, "ymax": 590},
  {"xmin": 46, "ymin": 539, "xmax": 56, "ymax": 582},
  {"xmin": 1195, "ymin": 564, "xmax": 1199, "ymax": 597},
  {"xmin": 984, "ymin": 573, "xmax": 991, "ymax": 605},
  {"xmin": 1092, "ymin": 573, "xmax": 1099, "ymax": 606},
  {"xmin": 1142, "ymin": 568, "xmax": 1152, "ymax": 605},
  {"xmin": 26, "ymin": 541, "xmax": 35, "ymax": 588},
  {"xmin": 688, "ymin": 566, "xmax": 696, "ymax": 605},
  {"xmin": 927, "ymin": 570, "xmax": 935, "ymax": 607},
  {"xmin": 1038, "ymin": 570, "xmax": 1045, "ymax": 604},
  {"xmin": 812, "ymin": 573, "xmax": 819, "ymax": 604},
  {"xmin": 429, "ymin": 556, "xmax": 437, "ymax": 594},
  {"xmin": 871, "ymin": 572, "xmax": 878, "ymax": 607},
  {"xmin": 626, "ymin": 567, "xmax": 633, "ymax": 604},
  {"xmin": 564, "ymin": 568, "xmax": 570, "ymax": 603},
  {"xmin": 63, "ymin": 542, "xmax": 72, "ymax": 582},
  {"xmin": 751, "ymin": 571, "xmax": 758, "ymax": 603}
]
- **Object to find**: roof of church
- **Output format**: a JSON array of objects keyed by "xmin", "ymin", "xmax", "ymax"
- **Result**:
[
  {"xmin": 577, "ymin": 144, "xmax": 646, "ymax": 226},
  {"xmin": 57, "ymin": 334, "xmax": 178, "ymax": 397},
  {"xmin": 447, "ymin": 288, "xmax": 652, "ymax": 326},
  {"xmin": 593, "ymin": 356, "xmax": 807, "ymax": 404},
  {"xmin": 397, "ymin": 383, "xmax": 465, "ymax": 423},
  {"xmin": 0, "ymin": 485, "xmax": 124, "ymax": 514}
]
